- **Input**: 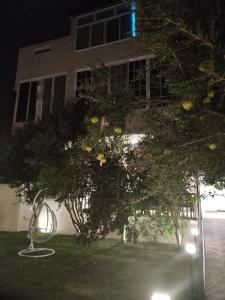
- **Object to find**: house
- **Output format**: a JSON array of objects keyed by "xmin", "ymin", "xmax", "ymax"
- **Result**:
[
  {"xmin": 1, "ymin": 0, "xmax": 210, "ymax": 238},
  {"xmin": 7, "ymin": 1, "xmax": 155, "ymax": 234},
  {"xmin": 12, "ymin": 1, "xmax": 170, "ymax": 135}
]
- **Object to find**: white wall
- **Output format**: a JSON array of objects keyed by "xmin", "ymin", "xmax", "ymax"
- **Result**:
[
  {"xmin": 0, "ymin": 185, "xmax": 20, "ymax": 231},
  {"xmin": 200, "ymin": 184, "xmax": 225, "ymax": 219}
]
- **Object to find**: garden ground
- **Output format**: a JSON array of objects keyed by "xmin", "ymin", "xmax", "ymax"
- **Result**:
[{"xmin": 0, "ymin": 232, "xmax": 196, "ymax": 300}]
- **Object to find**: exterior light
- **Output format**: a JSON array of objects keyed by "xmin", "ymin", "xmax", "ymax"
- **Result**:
[
  {"xmin": 191, "ymin": 228, "xmax": 199, "ymax": 236},
  {"xmin": 185, "ymin": 243, "xmax": 197, "ymax": 255},
  {"xmin": 151, "ymin": 292, "xmax": 171, "ymax": 300},
  {"xmin": 131, "ymin": 1, "xmax": 137, "ymax": 38},
  {"xmin": 126, "ymin": 134, "xmax": 145, "ymax": 145}
]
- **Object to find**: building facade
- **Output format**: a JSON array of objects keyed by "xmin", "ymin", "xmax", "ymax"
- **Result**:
[
  {"xmin": 9, "ymin": 2, "xmax": 153, "ymax": 234},
  {"xmin": 13, "ymin": 1, "xmax": 171, "ymax": 134},
  {"xmin": 2, "ymin": 0, "xmax": 216, "ymax": 237}
]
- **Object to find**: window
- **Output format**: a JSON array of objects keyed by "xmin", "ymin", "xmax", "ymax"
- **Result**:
[
  {"xmin": 91, "ymin": 22, "xmax": 105, "ymax": 46},
  {"xmin": 76, "ymin": 69, "xmax": 108, "ymax": 98},
  {"xmin": 149, "ymin": 60, "xmax": 169, "ymax": 98},
  {"xmin": 76, "ymin": 58, "xmax": 169, "ymax": 104},
  {"xmin": 75, "ymin": 3, "xmax": 135, "ymax": 50},
  {"xmin": 76, "ymin": 59, "xmax": 146, "ymax": 98},
  {"xmin": 42, "ymin": 78, "xmax": 53, "ymax": 119},
  {"xmin": 28, "ymin": 81, "xmax": 38, "ymax": 121},
  {"xmin": 53, "ymin": 76, "xmax": 67, "ymax": 115},
  {"xmin": 15, "ymin": 75, "xmax": 67, "ymax": 123},
  {"xmin": 106, "ymin": 18, "xmax": 119, "ymax": 43},
  {"xmin": 76, "ymin": 26, "xmax": 90, "ymax": 50},
  {"xmin": 16, "ymin": 82, "xmax": 30, "ymax": 122},
  {"xmin": 111, "ymin": 63, "xmax": 128, "ymax": 95},
  {"xmin": 33, "ymin": 46, "xmax": 51, "ymax": 55},
  {"xmin": 96, "ymin": 9, "xmax": 114, "ymax": 20},
  {"xmin": 129, "ymin": 60, "xmax": 146, "ymax": 97},
  {"xmin": 76, "ymin": 71, "xmax": 92, "ymax": 97}
]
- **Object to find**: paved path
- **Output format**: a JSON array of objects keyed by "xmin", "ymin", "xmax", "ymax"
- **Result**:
[{"xmin": 203, "ymin": 218, "xmax": 225, "ymax": 300}]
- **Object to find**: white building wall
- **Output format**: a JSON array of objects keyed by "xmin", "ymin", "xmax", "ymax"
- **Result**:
[
  {"xmin": 0, "ymin": 185, "xmax": 20, "ymax": 231},
  {"xmin": 201, "ymin": 184, "xmax": 225, "ymax": 219}
]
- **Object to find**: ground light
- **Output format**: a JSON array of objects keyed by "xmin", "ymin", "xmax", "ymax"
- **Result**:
[
  {"xmin": 185, "ymin": 243, "xmax": 197, "ymax": 255},
  {"xmin": 151, "ymin": 292, "xmax": 171, "ymax": 300},
  {"xmin": 191, "ymin": 227, "xmax": 199, "ymax": 236}
]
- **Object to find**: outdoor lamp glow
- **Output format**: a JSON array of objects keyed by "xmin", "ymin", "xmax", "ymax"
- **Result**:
[
  {"xmin": 185, "ymin": 243, "xmax": 197, "ymax": 255},
  {"xmin": 191, "ymin": 228, "xmax": 199, "ymax": 236},
  {"xmin": 151, "ymin": 292, "xmax": 171, "ymax": 300}
]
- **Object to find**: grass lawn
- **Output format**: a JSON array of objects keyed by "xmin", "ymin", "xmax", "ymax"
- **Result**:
[{"xmin": 0, "ymin": 232, "xmax": 194, "ymax": 300}]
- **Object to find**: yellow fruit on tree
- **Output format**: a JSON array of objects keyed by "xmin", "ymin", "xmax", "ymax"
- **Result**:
[
  {"xmin": 90, "ymin": 116, "xmax": 99, "ymax": 124},
  {"xmin": 97, "ymin": 153, "xmax": 105, "ymax": 160},
  {"xmin": 208, "ymin": 91, "xmax": 214, "ymax": 98},
  {"xmin": 100, "ymin": 158, "xmax": 107, "ymax": 164},
  {"xmin": 182, "ymin": 100, "xmax": 193, "ymax": 111},
  {"xmin": 198, "ymin": 65, "xmax": 205, "ymax": 72},
  {"xmin": 208, "ymin": 143, "xmax": 217, "ymax": 151},
  {"xmin": 85, "ymin": 146, "xmax": 92, "ymax": 152},
  {"xmin": 114, "ymin": 127, "xmax": 122, "ymax": 134}
]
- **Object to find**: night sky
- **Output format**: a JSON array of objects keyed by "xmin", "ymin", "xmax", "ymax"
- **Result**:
[{"xmin": 0, "ymin": 0, "xmax": 117, "ymax": 134}]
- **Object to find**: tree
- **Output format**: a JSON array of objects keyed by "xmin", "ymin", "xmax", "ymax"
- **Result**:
[
  {"xmin": 133, "ymin": 0, "xmax": 225, "ymax": 185},
  {"xmin": 2, "ymin": 0, "xmax": 225, "ymax": 245}
]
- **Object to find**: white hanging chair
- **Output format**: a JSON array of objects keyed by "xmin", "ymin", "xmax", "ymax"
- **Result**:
[{"xmin": 18, "ymin": 189, "xmax": 57, "ymax": 258}]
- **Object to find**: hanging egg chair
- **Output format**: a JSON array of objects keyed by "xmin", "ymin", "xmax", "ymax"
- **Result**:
[{"xmin": 18, "ymin": 189, "xmax": 57, "ymax": 258}]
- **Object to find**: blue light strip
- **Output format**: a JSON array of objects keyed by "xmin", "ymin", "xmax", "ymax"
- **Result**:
[{"xmin": 131, "ymin": 1, "xmax": 137, "ymax": 38}]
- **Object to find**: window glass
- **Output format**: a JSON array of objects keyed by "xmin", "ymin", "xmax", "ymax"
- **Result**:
[
  {"xmin": 117, "ymin": 5, "xmax": 130, "ymax": 14},
  {"xmin": 91, "ymin": 22, "xmax": 105, "ymax": 46},
  {"xmin": 106, "ymin": 18, "xmax": 119, "ymax": 43},
  {"xmin": 92, "ymin": 68, "xmax": 109, "ymax": 97},
  {"xmin": 16, "ymin": 82, "xmax": 30, "ymax": 122},
  {"xmin": 27, "ymin": 81, "xmax": 38, "ymax": 121},
  {"xmin": 129, "ymin": 60, "xmax": 146, "ymax": 97},
  {"xmin": 76, "ymin": 71, "xmax": 92, "ymax": 97},
  {"xmin": 120, "ymin": 14, "xmax": 131, "ymax": 39},
  {"xmin": 53, "ymin": 76, "xmax": 66, "ymax": 114},
  {"xmin": 111, "ymin": 63, "xmax": 128, "ymax": 95},
  {"xmin": 42, "ymin": 78, "xmax": 52, "ymax": 118},
  {"xmin": 76, "ymin": 26, "xmax": 90, "ymax": 50},
  {"xmin": 77, "ymin": 14, "xmax": 94, "ymax": 26},
  {"xmin": 150, "ymin": 61, "xmax": 169, "ymax": 98},
  {"xmin": 96, "ymin": 9, "xmax": 114, "ymax": 20}
]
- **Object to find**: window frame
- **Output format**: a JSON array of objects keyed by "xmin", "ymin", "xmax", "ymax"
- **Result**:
[
  {"xmin": 75, "ymin": 56, "xmax": 170, "ymax": 105},
  {"xmin": 74, "ymin": 3, "xmax": 133, "ymax": 52},
  {"xmin": 14, "ymin": 73, "xmax": 67, "ymax": 125},
  {"xmin": 75, "ymin": 56, "xmax": 149, "ymax": 100}
]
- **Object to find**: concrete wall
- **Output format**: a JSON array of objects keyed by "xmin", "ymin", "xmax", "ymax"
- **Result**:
[{"xmin": 0, "ymin": 185, "xmax": 20, "ymax": 231}]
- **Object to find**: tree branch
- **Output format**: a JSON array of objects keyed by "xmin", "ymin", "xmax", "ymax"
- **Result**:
[
  {"xmin": 203, "ymin": 109, "xmax": 225, "ymax": 118},
  {"xmin": 179, "ymin": 135, "xmax": 215, "ymax": 148}
]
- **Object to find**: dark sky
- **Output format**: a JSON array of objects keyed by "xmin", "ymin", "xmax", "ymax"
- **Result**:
[{"xmin": 0, "ymin": 0, "xmax": 117, "ymax": 134}]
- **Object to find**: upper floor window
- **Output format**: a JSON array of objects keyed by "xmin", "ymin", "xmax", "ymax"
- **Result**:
[
  {"xmin": 75, "ymin": 3, "xmax": 135, "ymax": 51},
  {"xmin": 15, "ymin": 75, "xmax": 66, "ymax": 123},
  {"xmin": 76, "ymin": 58, "xmax": 169, "ymax": 103}
]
